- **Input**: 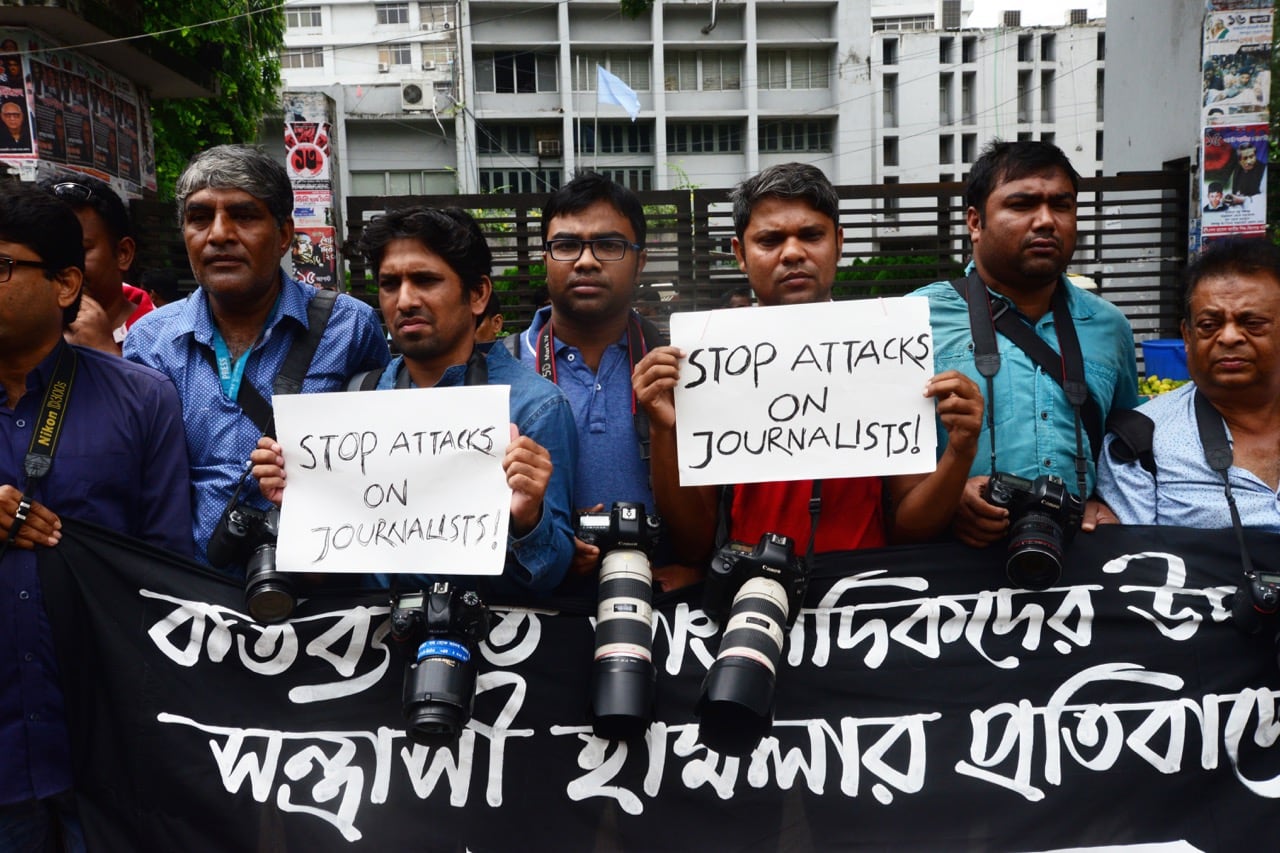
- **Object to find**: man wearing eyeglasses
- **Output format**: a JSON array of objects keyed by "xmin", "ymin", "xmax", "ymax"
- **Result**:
[
  {"xmin": 38, "ymin": 175, "xmax": 153, "ymax": 355},
  {"xmin": 0, "ymin": 183, "xmax": 192, "ymax": 851},
  {"xmin": 506, "ymin": 172, "xmax": 686, "ymax": 589}
]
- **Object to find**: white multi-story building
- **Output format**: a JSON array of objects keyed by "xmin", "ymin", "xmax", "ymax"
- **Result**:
[{"xmin": 276, "ymin": 0, "xmax": 1105, "ymax": 201}]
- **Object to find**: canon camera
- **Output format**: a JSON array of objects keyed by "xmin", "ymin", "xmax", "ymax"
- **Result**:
[{"xmin": 984, "ymin": 472, "xmax": 1084, "ymax": 591}]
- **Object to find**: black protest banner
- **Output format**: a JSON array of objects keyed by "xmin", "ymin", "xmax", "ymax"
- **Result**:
[{"xmin": 39, "ymin": 521, "xmax": 1280, "ymax": 851}]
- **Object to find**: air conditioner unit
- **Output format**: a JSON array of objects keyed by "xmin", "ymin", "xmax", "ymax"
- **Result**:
[
  {"xmin": 401, "ymin": 79, "xmax": 432, "ymax": 111},
  {"xmin": 441, "ymin": 22, "xmax": 452, "ymax": 30},
  {"xmin": 537, "ymin": 139, "xmax": 562, "ymax": 158},
  {"xmin": 377, "ymin": 62, "xmax": 390, "ymax": 73},
  {"xmin": 419, "ymin": 22, "xmax": 433, "ymax": 31},
  {"xmin": 421, "ymin": 60, "xmax": 436, "ymax": 71}
]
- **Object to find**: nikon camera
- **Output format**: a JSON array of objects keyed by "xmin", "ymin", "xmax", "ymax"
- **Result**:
[
  {"xmin": 577, "ymin": 501, "xmax": 662, "ymax": 741},
  {"xmin": 207, "ymin": 503, "xmax": 294, "ymax": 624},
  {"xmin": 984, "ymin": 472, "xmax": 1084, "ymax": 591},
  {"xmin": 697, "ymin": 533, "xmax": 808, "ymax": 756},
  {"xmin": 389, "ymin": 583, "xmax": 491, "ymax": 747}
]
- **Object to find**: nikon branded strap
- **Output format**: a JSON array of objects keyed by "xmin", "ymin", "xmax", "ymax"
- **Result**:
[
  {"xmin": 951, "ymin": 271, "xmax": 1101, "ymax": 498},
  {"xmin": 1, "ymin": 345, "xmax": 78, "ymax": 559},
  {"xmin": 201, "ymin": 288, "xmax": 339, "ymax": 438}
]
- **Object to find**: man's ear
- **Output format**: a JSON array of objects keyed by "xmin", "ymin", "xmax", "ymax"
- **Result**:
[
  {"xmin": 54, "ymin": 266, "xmax": 83, "ymax": 310},
  {"xmin": 277, "ymin": 218, "xmax": 296, "ymax": 259},
  {"xmin": 731, "ymin": 236, "xmax": 746, "ymax": 273},
  {"xmin": 473, "ymin": 276, "xmax": 493, "ymax": 318},
  {"xmin": 965, "ymin": 205, "xmax": 983, "ymax": 242},
  {"xmin": 114, "ymin": 235, "xmax": 136, "ymax": 275}
]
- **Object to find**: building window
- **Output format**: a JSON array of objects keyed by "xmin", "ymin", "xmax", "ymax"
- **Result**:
[
  {"xmin": 477, "ymin": 124, "xmax": 535, "ymax": 155},
  {"xmin": 1041, "ymin": 34, "xmax": 1056, "ymax": 62},
  {"xmin": 884, "ymin": 176, "xmax": 900, "ymax": 219},
  {"xmin": 1095, "ymin": 130, "xmax": 1103, "ymax": 161},
  {"xmin": 962, "ymin": 36, "xmax": 977, "ymax": 64},
  {"xmin": 942, "ymin": 0, "xmax": 961, "ymax": 30},
  {"xmin": 1004, "ymin": 10, "xmax": 1022, "ymax": 27},
  {"xmin": 759, "ymin": 49, "xmax": 830, "ymax": 89},
  {"xmin": 939, "ymin": 135, "xmax": 954, "ymax": 165},
  {"xmin": 376, "ymin": 3, "xmax": 410, "ymax": 25},
  {"xmin": 281, "ymin": 47, "xmax": 324, "ymax": 69},
  {"xmin": 1017, "ymin": 131, "xmax": 1033, "ymax": 142},
  {"xmin": 595, "ymin": 168, "xmax": 653, "ymax": 192},
  {"xmin": 961, "ymin": 71, "xmax": 976, "ymax": 124},
  {"xmin": 478, "ymin": 169, "xmax": 561, "ymax": 194},
  {"xmin": 758, "ymin": 119, "xmax": 832, "ymax": 153},
  {"xmin": 1096, "ymin": 69, "xmax": 1104, "ymax": 121},
  {"xmin": 350, "ymin": 170, "xmax": 456, "ymax": 195},
  {"xmin": 1040, "ymin": 131, "xmax": 1055, "ymax": 146},
  {"xmin": 378, "ymin": 44, "xmax": 412, "ymax": 68},
  {"xmin": 421, "ymin": 45, "xmax": 454, "ymax": 69},
  {"xmin": 664, "ymin": 51, "xmax": 741, "ymax": 92},
  {"xmin": 286, "ymin": 6, "xmax": 322, "ymax": 29},
  {"xmin": 474, "ymin": 52, "xmax": 558, "ymax": 93},
  {"xmin": 574, "ymin": 52, "xmax": 650, "ymax": 91},
  {"xmin": 883, "ymin": 73, "xmax": 898, "ymax": 128},
  {"xmin": 872, "ymin": 15, "xmax": 934, "ymax": 32},
  {"xmin": 939, "ymin": 72, "xmax": 953, "ymax": 126},
  {"xmin": 883, "ymin": 39, "xmax": 898, "ymax": 66},
  {"xmin": 940, "ymin": 37, "xmax": 954, "ymax": 64},
  {"xmin": 1040, "ymin": 70, "xmax": 1054, "ymax": 122},
  {"xmin": 961, "ymin": 133, "xmax": 976, "ymax": 163},
  {"xmin": 418, "ymin": 2, "xmax": 456, "ymax": 29},
  {"xmin": 1017, "ymin": 70, "xmax": 1032, "ymax": 122},
  {"xmin": 883, "ymin": 136, "xmax": 899, "ymax": 167},
  {"xmin": 669, "ymin": 122, "xmax": 743, "ymax": 153},
  {"xmin": 575, "ymin": 122, "xmax": 652, "ymax": 154},
  {"xmin": 1097, "ymin": 33, "xmax": 1106, "ymax": 61},
  {"xmin": 1017, "ymin": 34, "xmax": 1033, "ymax": 62}
]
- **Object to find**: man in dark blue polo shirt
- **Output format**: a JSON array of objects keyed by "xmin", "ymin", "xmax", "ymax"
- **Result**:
[{"xmin": 0, "ymin": 183, "xmax": 193, "ymax": 850}]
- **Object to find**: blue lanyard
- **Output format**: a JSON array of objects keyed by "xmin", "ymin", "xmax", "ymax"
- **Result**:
[{"xmin": 210, "ymin": 293, "xmax": 282, "ymax": 401}]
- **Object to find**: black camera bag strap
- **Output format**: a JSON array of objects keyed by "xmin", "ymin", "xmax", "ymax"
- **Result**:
[
  {"xmin": 1194, "ymin": 388, "xmax": 1254, "ymax": 579},
  {"xmin": 715, "ymin": 479, "xmax": 822, "ymax": 579},
  {"xmin": 951, "ymin": 271, "xmax": 1100, "ymax": 498},
  {"xmin": 349, "ymin": 345, "xmax": 490, "ymax": 392},
  {"xmin": 0, "ymin": 345, "xmax": 77, "ymax": 560},
  {"xmin": 201, "ymin": 288, "xmax": 338, "ymax": 438},
  {"xmin": 1105, "ymin": 408, "xmax": 1158, "ymax": 479}
]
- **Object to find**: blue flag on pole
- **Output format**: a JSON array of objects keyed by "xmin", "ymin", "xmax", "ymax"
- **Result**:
[{"xmin": 596, "ymin": 65, "xmax": 640, "ymax": 122}]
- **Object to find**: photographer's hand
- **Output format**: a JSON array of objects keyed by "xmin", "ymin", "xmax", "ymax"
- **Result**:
[
  {"xmin": 952, "ymin": 476, "xmax": 1009, "ymax": 548},
  {"xmin": 632, "ymin": 346, "xmax": 684, "ymax": 432},
  {"xmin": 0, "ymin": 484, "xmax": 61, "ymax": 548},
  {"xmin": 249, "ymin": 436, "xmax": 287, "ymax": 507},
  {"xmin": 506, "ymin": 424, "xmax": 551, "ymax": 537},
  {"xmin": 1081, "ymin": 498, "xmax": 1118, "ymax": 531},
  {"xmin": 570, "ymin": 503, "xmax": 604, "ymax": 576}
]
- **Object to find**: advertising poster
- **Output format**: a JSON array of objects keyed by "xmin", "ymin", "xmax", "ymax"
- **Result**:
[
  {"xmin": 89, "ymin": 79, "xmax": 117, "ymax": 175},
  {"xmin": 29, "ymin": 59, "xmax": 66, "ymax": 162},
  {"xmin": 291, "ymin": 226, "xmax": 339, "ymax": 290},
  {"xmin": 1201, "ymin": 124, "xmax": 1269, "ymax": 239},
  {"xmin": 0, "ymin": 37, "xmax": 33, "ymax": 158}
]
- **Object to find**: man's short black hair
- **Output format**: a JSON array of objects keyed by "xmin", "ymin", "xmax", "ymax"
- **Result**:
[
  {"xmin": 719, "ymin": 285, "xmax": 753, "ymax": 308},
  {"xmin": 38, "ymin": 172, "xmax": 134, "ymax": 245},
  {"xmin": 1183, "ymin": 237, "xmax": 1280, "ymax": 325},
  {"xmin": 0, "ymin": 182, "xmax": 84, "ymax": 326},
  {"xmin": 540, "ymin": 171, "xmax": 646, "ymax": 247},
  {"xmin": 357, "ymin": 206, "xmax": 492, "ymax": 298},
  {"xmin": 141, "ymin": 267, "xmax": 184, "ymax": 303},
  {"xmin": 965, "ymin": 139, "xmax": 1081, "ymax": 222},
  {"xmin": 730, "ymin": 162, "xmax": 840, "ymax": 242}
]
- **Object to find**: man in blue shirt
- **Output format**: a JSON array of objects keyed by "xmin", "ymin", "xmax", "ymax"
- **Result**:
[
  {"xmin": 507, "ymin": 173, "xmax": 679, "ymax": 585},
  {"xmin": 1098, "ymin": 238, "xmax": 1280, "ymax": 530},
  {"xmin": 0, "ymin": 183, "xmax": 192, "ymax": 851},
  {"xmin": 913, "ymin": 140, "xmax": 1139, "ymax": 548},
  {"xmin": 252, "ymin": 206, "xmax": 575, "ymax": 593},
  {"xmin": 125, "ymin": 145, "xmax": 389, "ymax": 571}
]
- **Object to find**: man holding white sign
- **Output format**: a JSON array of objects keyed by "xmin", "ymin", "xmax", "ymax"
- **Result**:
[
  {"xmin": 252, "ymin": 207, "xmax": 576, "ymax": 593},
  {"xmin": 633, "ymin": 163, "xmax": 984, "ymax": 565}
]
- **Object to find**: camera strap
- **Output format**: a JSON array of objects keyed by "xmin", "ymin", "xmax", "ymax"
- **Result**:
[
  {"xmin": 390, "ymin": 345, "xmax": 490, "ymax": 389},
  {"xmin": 952, "ymin": 271, "xmax": 1098, "ymax": 499},
  {"xmin": 1, "ymin": 345, "xmax": 77, "ymax": 559},
  {"xmin": 1193, "ymin": 388, "xmax": 1255, "ymax": 578},
  {"xmin": 533, "ymin": 312, "xmax": 664, "ymax": 464},
  {"xmin": 716, "ymin": 479, "xmax": 822, "ymax": 576},
  {"xmin": 201, "ymin": 289, "xmax": 338, "ymax": 439}
]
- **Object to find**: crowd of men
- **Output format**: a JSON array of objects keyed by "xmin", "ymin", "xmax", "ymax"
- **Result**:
[{"xmin": 2, "ymin": 138, "xmax": 1278, "ymax": 849}]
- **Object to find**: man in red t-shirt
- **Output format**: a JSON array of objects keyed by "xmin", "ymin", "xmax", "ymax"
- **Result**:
[{"xmin": 633, "ymin": 163, "xmax": 984, "ymax": 573}]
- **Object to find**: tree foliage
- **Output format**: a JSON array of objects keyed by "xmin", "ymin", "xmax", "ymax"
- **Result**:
[{"xmin": 138, "ymin": 1, "xmax": 285, "ymax": 198}]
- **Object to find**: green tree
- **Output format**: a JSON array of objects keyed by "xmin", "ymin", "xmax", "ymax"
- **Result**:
[{"xmin": 138, "ymin": 1, "xmax": 285, "ymax": 198}]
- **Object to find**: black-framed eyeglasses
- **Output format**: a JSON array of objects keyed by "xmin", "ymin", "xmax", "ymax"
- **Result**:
[
  {"xmin": 52, "ymin": 182, "xmax": 94, "ymax": 203},
  {"xmin": 0, "ymin": 256, "xmax": 49, "ymax": 283},
  {"xmin": 544, "ymin": 238, "xmax": 641, "ymax": 262}
]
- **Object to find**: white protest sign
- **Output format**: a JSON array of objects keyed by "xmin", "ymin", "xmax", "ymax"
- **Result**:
[
  {"xmin": 670, "ymin": 298, "xmax": 937, "ymax": 487},
  {"xmin": 272, "ymin": 385, "xmax": 511, "ymax": 574}
]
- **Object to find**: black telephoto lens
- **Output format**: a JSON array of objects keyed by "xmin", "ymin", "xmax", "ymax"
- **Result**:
[
  {"xmin": 697, "ymin": 576, "xmax": 790, "ymax": 756},
  {"xmin": 590, "ymin": 549, "xmax": 656, "ymax": 740},
  {"xmin": 1005, "ymin": 513, "xmax": 1064, "ymax": 591},
  {"xmin": 243, "ymin": 544, "xmax": 296, "ymax": 624},
  {"xmin": 403, "ymin": 638, "xmax": 478, "ymax": 747}
]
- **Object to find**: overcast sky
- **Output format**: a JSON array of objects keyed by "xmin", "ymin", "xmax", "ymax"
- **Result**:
[{"xmin": 967, "ymin": 0, "xmax": 1107, "ymax": 27}]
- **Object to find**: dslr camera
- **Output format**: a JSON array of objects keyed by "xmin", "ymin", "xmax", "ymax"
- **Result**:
[
  {"xmin": 207, "ymin": 502, "xmax": 293, "ymax": 624},
  {"xmin": 697, "ymin": 533, "xmax": 808, "ymax": 756},
  {"xmin": 1230, "ymin": 568, "xmax": 1280, "ymax": 634},
  {"xmin": 577, "ymin": 502, "xmax": 662, "ymax": 741},
  {"xmin": 984, "ymin": 472, "xmax": 1084, "ymax": 591},
  {"xmin": 389, "ymin": 582, "xmax": 491, "ymax": 747}
]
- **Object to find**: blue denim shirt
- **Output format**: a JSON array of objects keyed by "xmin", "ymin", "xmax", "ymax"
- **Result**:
[
  {"xmin": 370, "ymin": 342, "xmax": 577, "ymax": 593},
  {"xmin": 1, "ymin": 341, "xmax": 193, "ymax": 805},
  {"xmin": 1099, "ymin": 383, "xmax": 1280, "ymax": 530},
  {"xmin": 124, "ymin": 275, "xmax": 390, "ymax": 571},
  {"xmin": 913, "ymin": 270, "xmax": 1140, "ymax": 497}
]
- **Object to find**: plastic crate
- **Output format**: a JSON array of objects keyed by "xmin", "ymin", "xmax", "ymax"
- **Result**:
[{"xmin": 1141, "ymin": 339, "xmax": 1189, "ymax": 380}]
